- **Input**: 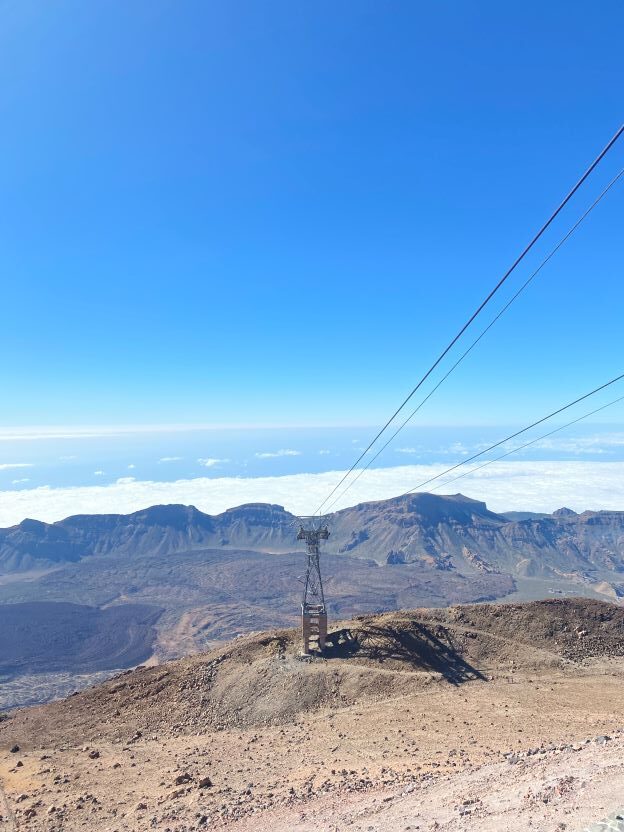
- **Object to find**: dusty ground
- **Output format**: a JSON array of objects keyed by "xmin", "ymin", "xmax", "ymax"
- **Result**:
[
  {"xmin": 223, "ymin": 732, "xmax": 624, "ymax": 831},
  {"xmin": 1, "ymin": 598, "xmax": 624, "ymax": 831}
]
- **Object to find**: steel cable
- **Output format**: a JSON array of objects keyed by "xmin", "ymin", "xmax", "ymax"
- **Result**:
[{"xmin": 315, "ymin": 124, "xmax": 624, "ymax": 516}]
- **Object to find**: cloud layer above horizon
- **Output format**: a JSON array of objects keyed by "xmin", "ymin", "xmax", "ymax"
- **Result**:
[{"xmin": 1, "ymin": 460, "xmax": 623, "ymax": 527}]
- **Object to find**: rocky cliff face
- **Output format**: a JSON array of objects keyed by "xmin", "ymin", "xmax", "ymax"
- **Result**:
[
  {"xmin": 329, "ymin": 495, "xmax": 624, "ymax": 578},
  {"xmin": 329, "ymin": 493, "xmax": 506, "ymax": 569},
  {"xmin": 1, "ymin": 493, "xmax": 624, "ymax": 581},
  {"xmin": 0, "ymin": 503, "xmax": 298, "ymax": 571}
]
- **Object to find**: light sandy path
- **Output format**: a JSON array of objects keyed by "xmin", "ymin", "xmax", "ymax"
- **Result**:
[
  {"xmin": 0, "ymin": 780, "xmax": 16, "ymax": 832},
  {"xmin": 224, "ymin": 734, "xmax": 624, "ymax": 831}
]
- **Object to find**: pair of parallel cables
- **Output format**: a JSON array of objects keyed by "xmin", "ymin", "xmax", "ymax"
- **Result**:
[{"xmin": 315, "ymin": 124, "xmax": 624, "ymax": 516}]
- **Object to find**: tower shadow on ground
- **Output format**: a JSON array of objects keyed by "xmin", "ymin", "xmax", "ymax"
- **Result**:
[{"xmin": 323, "ymin": 622, "xmax": 486, "ymax": 686}]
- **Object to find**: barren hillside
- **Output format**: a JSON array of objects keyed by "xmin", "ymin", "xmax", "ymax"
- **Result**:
[
  {"xmin": 1, "ymin": 598, "xmax": 624, "ymax": 831},
  {"xmin": 3, "ymin": 494, "xmax": 624, "ymax": 581}
]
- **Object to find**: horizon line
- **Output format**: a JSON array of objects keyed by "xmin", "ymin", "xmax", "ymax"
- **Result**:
[{"xmin": 1, "ymin": 419, "xmax": 623, "ymax": 441}]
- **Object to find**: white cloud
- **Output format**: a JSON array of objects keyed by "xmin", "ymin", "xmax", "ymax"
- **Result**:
[
  {"xmin": 396, "ymin": 447, "xmax": 419, "ymax": 455},
  {"xmin": 446, "ymin": 442, "xmax": 470, "ymax": 456},
  {"xmin": 0, "ymin": 461, "xmax": 622, "ymax": 527},
  {"xmin": 93, "ymin": 470, "xmax": 105, "ymax": 476},
  {"xmin": 255, "ymin": 449, "xmax": 302, "ymax": 459},
  {"xmin": 0, "ymin": 463, "xmax": 33, "ymax": 471},
  {"xmin": 0, "ymin": 426, "xmax": 181, "ymax": 441},
  {"xmin": 528, "ymin": 432, "xmax": 624, "ymax": 455},
  {"xmin": 197, "ymin": 457, "xmax": 229, "ymax": 468},
  {"xmin": 59, "ymin": 455, "xmax": 77, "ymax": 461},
  {"xmin": 11, "ymin": 478, "xmax": 30, "ymax": 484},
  {"xmin": 0, "ymin": 422, "xmax": 362, "ymax": 442},
  {"xmin": 318, "ymin": 449, "xmax": 331, "ymax": 455},
  {"xmin": 115, "ymin": 477, "xmax": 136, "ymax": 485},
  {"xmin": 127, "ymin": 464, "xmax": 136, "ymax": 470},
  {"xmin": 158, "ymin": 457, "xmax": 183, "ymax": 463}
]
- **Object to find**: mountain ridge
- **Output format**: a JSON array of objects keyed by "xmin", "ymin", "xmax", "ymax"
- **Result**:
[{"xmin": 1, "ymin": 492, "xmax": 624, "ymax": 583}]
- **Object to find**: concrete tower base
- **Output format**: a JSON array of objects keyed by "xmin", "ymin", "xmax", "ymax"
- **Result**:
[{"xmin": 302, "ymin": 607, "xmax": 327, "ymax": 654}]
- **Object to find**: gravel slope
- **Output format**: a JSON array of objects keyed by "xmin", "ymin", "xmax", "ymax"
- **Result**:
[{"xmin": 1, "ymin": 598, "xmax": 624, "ymax": 831}]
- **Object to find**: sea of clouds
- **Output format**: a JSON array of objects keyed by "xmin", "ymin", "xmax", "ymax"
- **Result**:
[{"xmin": 1, "ymin": 460, "xmax": 623, "ymax": 527}]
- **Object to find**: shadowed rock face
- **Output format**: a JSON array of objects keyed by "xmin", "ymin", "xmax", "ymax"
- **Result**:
[{"xmin": 1, "ymin": 493, "xmax": 624, "ymax": 579}]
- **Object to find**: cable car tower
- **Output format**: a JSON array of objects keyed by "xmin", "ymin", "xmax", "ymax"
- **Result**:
[{"xmin": 297, "ymin": 518, "xmax": 329, "ymax": 654}]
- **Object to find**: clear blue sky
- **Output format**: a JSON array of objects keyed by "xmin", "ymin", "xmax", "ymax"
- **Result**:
[{"xmin": 1, "ymin": 1, "xmax": 623, "ymax": 428}]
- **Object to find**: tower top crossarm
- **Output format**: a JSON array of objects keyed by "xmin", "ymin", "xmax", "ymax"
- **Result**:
[{"xmin": 297, "ymin": 524, "xmax": 329, "ymax": 545}]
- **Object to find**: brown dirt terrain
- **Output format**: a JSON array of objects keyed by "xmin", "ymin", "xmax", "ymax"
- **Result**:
[{"xmin": 1, "ymin": 598, "xmax": 624, "ymax": 831}]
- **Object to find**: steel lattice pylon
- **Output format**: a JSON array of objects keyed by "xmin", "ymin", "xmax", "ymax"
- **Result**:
[{"xmin": 297, "ymin": 520, "xmax": 329, "ymax": 654}]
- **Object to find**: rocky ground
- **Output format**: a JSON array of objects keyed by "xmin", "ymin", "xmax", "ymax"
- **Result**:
[{"xmin": 1, "ymin": 598, "xmax": 624, "ymax": 831}]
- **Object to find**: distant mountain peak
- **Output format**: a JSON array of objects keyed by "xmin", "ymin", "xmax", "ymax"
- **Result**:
[
  {"xmin": 222, "ymin": 502, "xmax": 290, "ymax": 514},
  {"xmin": 17, "ymin": 518, "xmax": 48, "ymax": 532},
  {"xmin": 552, "ymin": 507, "xmax": 578, "ymax": 517}
]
